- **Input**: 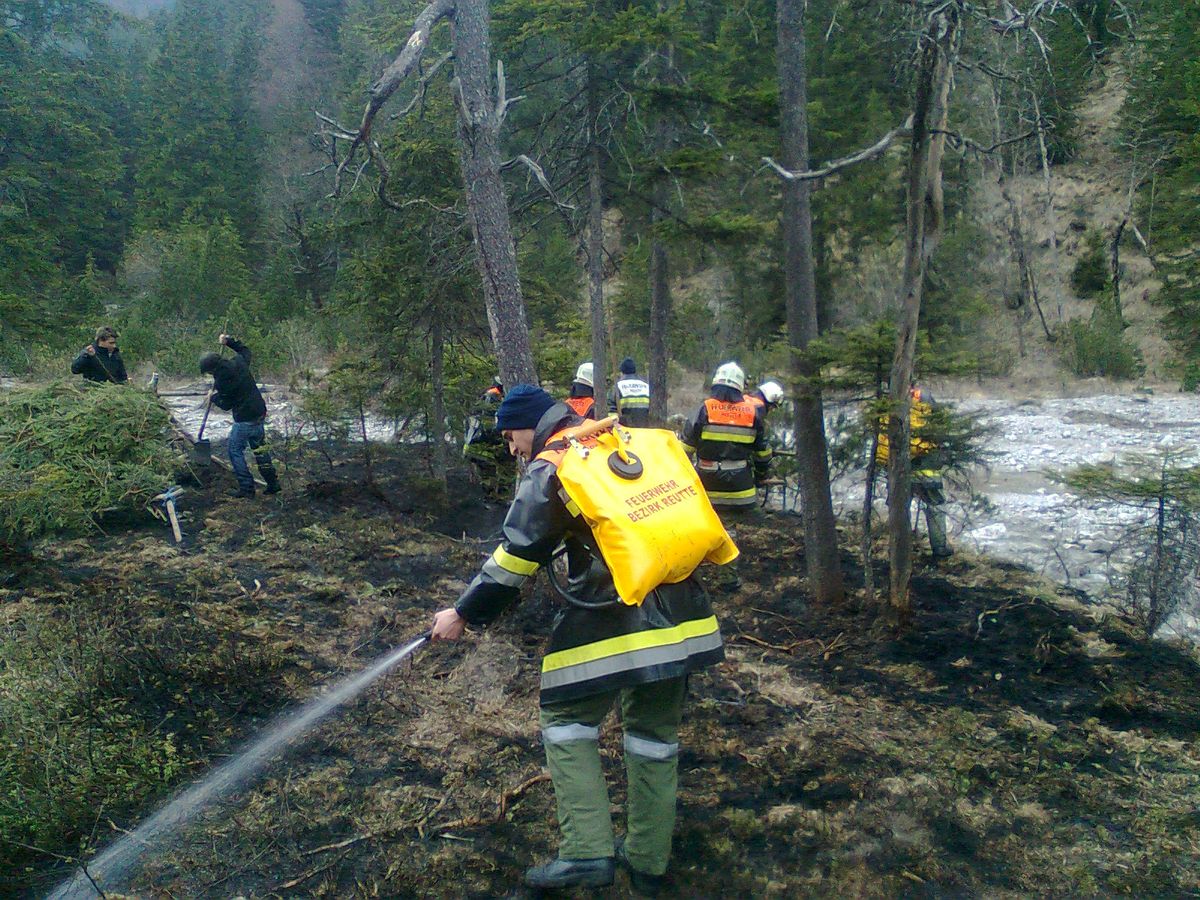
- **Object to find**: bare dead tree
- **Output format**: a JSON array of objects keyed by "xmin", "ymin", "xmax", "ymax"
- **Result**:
[
  {"xmin": 430, "ymin": 317, "xmax": 448, "ymax": 485},
  {"xmin": 319, "ymin": 0, "xmax": 537, "ymax": 387},
  {"xmin": 885, "ymin": 3, "xmax": 960, "ymax": 622},
  {"xmin": 646, "ymin": 60, "xmax": 673, "ymax": 424}
]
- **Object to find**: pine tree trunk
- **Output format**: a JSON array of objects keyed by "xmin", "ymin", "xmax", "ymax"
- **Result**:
[
  {"xmin": 431, "ymin": 318, "xmax": 447, "ymax": 485},
  {"xmin": 647, "ymin": 17, "xmax": 672, "ymax": 425},
  {"xmin": 1032, "ymin": 91, "xmax": 1064, "ymax": 324},
  {"xmin": 777, "ymin": 0, "xmax": 844, "ymax": 605},
  {"xmin": 451, "ymin": 0, "xmax": 538, "ymax": 387},
  {"xmin": 886, "ymin": 9, "xmax": 958, "ymax": 621},
  {"xmin": 648, "ymin": 196, "xmax": 670, "ymax": 424},
  {"xmin": 586, "ymin": 70, "xmax": 609, "ymax": 409}
]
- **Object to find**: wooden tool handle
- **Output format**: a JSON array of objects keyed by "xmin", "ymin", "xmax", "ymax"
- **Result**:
[{"xmin": 565, "ymin": 415, "xmax": 619, "ymax": 441}]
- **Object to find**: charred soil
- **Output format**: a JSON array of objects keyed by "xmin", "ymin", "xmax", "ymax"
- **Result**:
[{"xmin": 4, "ymin": 443, "xmax": 1199, "ymax": 898}]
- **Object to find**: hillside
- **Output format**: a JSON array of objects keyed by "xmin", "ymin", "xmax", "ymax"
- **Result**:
[{"xmin": 5, "ymin": 444, "xmax": 1199, "ymax": 897}]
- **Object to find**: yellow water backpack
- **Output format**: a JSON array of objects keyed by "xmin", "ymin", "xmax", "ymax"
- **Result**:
[{"xmin": 538, "ymin": 416, "xmax": 739, "ymax": 605}]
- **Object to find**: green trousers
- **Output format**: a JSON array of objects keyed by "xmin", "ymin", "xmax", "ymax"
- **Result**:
[{"xmin": 539, "ymin": 676, "xmax": 687, "ymax": 875}]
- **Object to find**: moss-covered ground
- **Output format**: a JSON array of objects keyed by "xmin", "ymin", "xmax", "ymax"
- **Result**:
[{"xmin": 3, "ymin": 444, "xmax": 1198, "ymax": 898}]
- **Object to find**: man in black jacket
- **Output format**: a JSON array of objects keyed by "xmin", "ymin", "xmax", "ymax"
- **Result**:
[
  {"xmin": 71, "ymin": 326, "xmax": 128, "ymax": 384},
  {"xmin": 199, "ymin": 334, "xmax": 280, "ymax": 498}
]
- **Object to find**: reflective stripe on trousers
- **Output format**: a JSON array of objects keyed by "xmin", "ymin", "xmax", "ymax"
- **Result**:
[{"xmin": 539, "ymin": 676, "xmax": 687, "ymax": 874}]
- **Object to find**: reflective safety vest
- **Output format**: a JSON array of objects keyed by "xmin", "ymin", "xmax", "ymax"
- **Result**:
[
  {"xmin": 613, "ymin": 377, "xmax": 651, "ymax": 426},
  {"xmin": 875, "ymin": 387, "xmax": 938, "ymax": 470},
  {"xmin": 565, "ymin": 395, "xmax": 595, "ymax": 419},
  {"xmin": 745, "ymin": 392, "xmax": 765, "ymax": 409},
  {"xmin": 684, "ymin": 397, "xmax": 771, "ymax": 507}
]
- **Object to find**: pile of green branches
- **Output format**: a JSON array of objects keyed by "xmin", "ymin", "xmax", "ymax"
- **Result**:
[{"xmin": 0, "ymin": 381, "xmax": 183, "ymax": 546}]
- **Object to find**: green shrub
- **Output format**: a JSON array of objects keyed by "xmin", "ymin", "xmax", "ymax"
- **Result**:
[
  {"xmin": 1070, "ymin": 230, "xmax": 1111, "ymax": 298},
  {"xmin": 0, "ymin": 609, "xmax": 186, "ymax": 861},
  {"xmin": 1062, "ymin": 310, "xmax": 1144, "ymax": 380}
]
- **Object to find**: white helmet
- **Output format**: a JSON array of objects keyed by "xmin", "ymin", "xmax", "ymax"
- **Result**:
[
  {"xmin": 759, "ymin": 381, "xmax": 784, "ymax": 405},
  {"xmin": 574, "ymin": 362, "xmax": 594, "ymax": 387},
  {"xmin": 712, "ymin": 361, "xmax": 746, "ymax": 392}
]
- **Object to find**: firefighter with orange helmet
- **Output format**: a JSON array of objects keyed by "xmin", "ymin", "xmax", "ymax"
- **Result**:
[{"xmin": 464, "ymin": 377, "xmax": 513, "ymax": 499}]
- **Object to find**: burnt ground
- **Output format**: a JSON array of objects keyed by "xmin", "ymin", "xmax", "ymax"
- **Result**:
[{"xmin": 4, "ymin": 441, "xmax": 1200, "ymax": 898}]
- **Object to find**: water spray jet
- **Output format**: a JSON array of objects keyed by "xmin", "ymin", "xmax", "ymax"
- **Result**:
[{"xmin": 47, "ymin": 631, "xmax": 431, "ymax": 899}]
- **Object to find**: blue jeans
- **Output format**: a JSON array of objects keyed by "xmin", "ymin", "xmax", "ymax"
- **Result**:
[{"xmin": 228, "ymin": 419, "xmax": 274, "ymax": 491}]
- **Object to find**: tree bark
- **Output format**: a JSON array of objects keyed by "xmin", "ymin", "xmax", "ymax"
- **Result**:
[
  {"xmin": 1031, "ymin": 90, "xmax": 1064, "ymax": 324},
  {"xmin": 647, "ymin": 12, "xmax": 673, "ymax": 425},
  {"xmin": 886, "ymin": 9, "xmax": 958, "ymax": 620},
  {"xmin": 451, "ymin": 0, "xmax": 537, "ymax": 387},
  {"xmin": 1111, "ymin": 218, "xmax": 1126, "ymax": 325},
  {"xmin": 341, "ymin": 0, "xmax": 537, "ymax": 387},
  {"xmin": 648, "ymin": 184, "xmax": 670, "ymax": 424},
  {"xmin": 1003, "ymin": 185, "xmax": 1054, "ymax": 341},
  {"xmin": 430, "ymin": 317, "xmax": 447, "ymax": 485},
  {"xmin": 585, "ymin": 69, "xmax": 609, "ymax": 409},
  {"xmin": 777, "ymin": 0, "xmax": 844, "ymax": 605}
]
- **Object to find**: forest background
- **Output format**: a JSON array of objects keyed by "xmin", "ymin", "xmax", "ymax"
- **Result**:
[{"xmin": 3, "ymin": 0, "xmax": 1199, "ymax": 422}]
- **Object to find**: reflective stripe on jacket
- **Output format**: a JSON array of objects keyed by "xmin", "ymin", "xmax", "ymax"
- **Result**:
[
  {"xmin": 455, "ymin": 403, "xmax": 723, "ymax": 704},
  {"xmin": 611, "ymin": 377, "xmax": 651, "ymax": 426},
  {"xmin": 683, "ymin": 394, "xmax": 771, "ymax": 507}
]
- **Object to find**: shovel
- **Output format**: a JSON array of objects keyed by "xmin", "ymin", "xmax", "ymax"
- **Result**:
[{"xmin": 191, "ymin": 394, "xmax": 213, "ymax": 467}]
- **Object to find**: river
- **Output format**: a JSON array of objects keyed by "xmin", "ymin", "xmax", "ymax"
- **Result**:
[{"xmin": 823, "ymin": 390, "xmax": 1200, "ymax": 641}]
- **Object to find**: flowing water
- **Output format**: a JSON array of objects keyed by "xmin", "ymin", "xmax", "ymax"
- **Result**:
[
  {"xmin": 817, "ymin": 391, "xmax": 1200, "ymax": 640},
  {"xmin": 47, "ymin": 633, "xmax": 429, "ymax": 899}
]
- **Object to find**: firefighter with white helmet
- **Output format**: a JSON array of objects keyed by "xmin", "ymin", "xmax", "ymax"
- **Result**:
[
  {"xmin": 682, "ymin": 362, "xmax": 772, "ymax": 512},
  {"xmin": 746, "ymin": 380, "xmax": 784, "ymax": 413},
  {"xmin": 565, "ymin": 362, "xmax": 597, "ymax": 419}
]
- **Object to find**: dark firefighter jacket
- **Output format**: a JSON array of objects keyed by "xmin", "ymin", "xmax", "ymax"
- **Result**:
[
  {"xmin": 71, "ymin": 344, "xmax": 128, "ymax": 384},
  {"xmin": 565, "ymin": 384, "xmax": 596, "ymax": 420},
  {"xmin": 209, "ymin": 339, "xmax": 267, "ymax": 423},
  {"xmin": 454, "ymin": 403, "xmax": 724, "ymax": 705},
  {"xmin": 682, "ymin": 386, "xmax": 772, "ymax": 507},
  {"xmin": 875, "ymin": 387, "xmax": 940, "ymax": 476},
  {"xmin": 467, "ymin": 386, "xmax": 505, "ymax": 446},
  {"xmin": 608, "ymin": 376, "xmax": 651, "ymax": 426}
]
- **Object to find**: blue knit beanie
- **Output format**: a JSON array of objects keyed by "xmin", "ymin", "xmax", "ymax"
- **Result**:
[
  {"xmin": 496, "ymin": 384, "xmax": 556, "ymax": 431},
  {"xmin": 619, "ymin": 357, "xmax": 637, "ymax": 375}
]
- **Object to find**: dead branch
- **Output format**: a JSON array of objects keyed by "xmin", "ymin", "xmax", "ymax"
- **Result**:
[
  {"xmin": 276, "ymin": 848, "xmax": 353, "ymax": 890},
  {"xmin": 734, "ymin": 633, "xmax": 810, "ymax": 654},
  {"xmin": 761, "ymin": 115, "xmax": 913, "ymax": 182},
  {"xmin": 501, "ymin": 154, "xmax": 576, "ymax": 212},
  {"xmin": 494, "ymin": 59, "xmax": 526, "ymax": 126},
  {"xmin": 934, "ymin": 127, "xmax": 1039, "ymax": 156},
  {"xmin": 390, "ymin": 50, "xmax": 453, "ymax": 122},
  {"xmin": 324, "ymin": 0, "xmax": 457, "ymax": 197},
  {"xmin": 429, "ymin": 772, "xmax": 551, "ymax": 834}
]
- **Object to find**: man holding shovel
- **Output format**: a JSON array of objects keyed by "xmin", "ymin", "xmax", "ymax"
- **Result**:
[{"xmin": 199, "ymin": 334, "xmax": 280, "ymax": 499}]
